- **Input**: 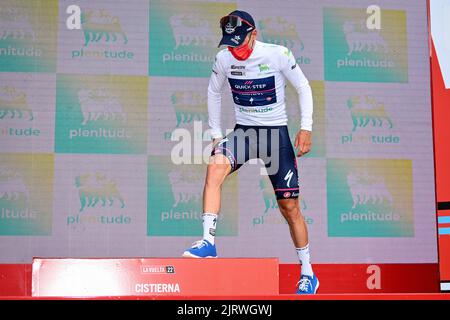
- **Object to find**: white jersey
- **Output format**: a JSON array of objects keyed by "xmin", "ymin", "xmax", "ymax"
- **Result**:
[{"xmin": 208, "ymin": 40, "xmax": 313, "ymax": 139}]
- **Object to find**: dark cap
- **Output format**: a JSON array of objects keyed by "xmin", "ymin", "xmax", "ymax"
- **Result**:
[{"xmin": 218, "ymin": 10, "xmax": 255, "ymax": 47}]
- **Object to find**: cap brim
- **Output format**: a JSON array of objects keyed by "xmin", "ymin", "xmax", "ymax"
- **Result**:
[{"xmin": 218, "ymin": 33, "xmax": 247, "ymax": 48}]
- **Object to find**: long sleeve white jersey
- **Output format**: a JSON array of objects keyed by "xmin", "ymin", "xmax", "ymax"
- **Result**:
[{"xmin": 208, "ymin": 40, "xmax": 313, "ymax": 139}]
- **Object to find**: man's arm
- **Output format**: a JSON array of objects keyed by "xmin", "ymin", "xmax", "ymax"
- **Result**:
[
  {"xmin": 208, "ymin": 55, "xmax": 227, "ymax": 142},
  {"xmin": 280, "ymin": 49, "xmax": 313, "ymax": 156}
]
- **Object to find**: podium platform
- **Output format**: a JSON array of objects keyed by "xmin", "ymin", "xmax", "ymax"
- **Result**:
[{"xmin": 31, "ymin": 258, "xmax": 279, "ymax": 297}]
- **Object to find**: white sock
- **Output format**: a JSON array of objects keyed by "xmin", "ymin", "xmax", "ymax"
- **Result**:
[
  {"xmin": 296, "ymin": 244, "xmax": 313, "ymax": 276},
  {"xmin": 202, "ymin": 213, "xmax": 217, "ymax": 245}
]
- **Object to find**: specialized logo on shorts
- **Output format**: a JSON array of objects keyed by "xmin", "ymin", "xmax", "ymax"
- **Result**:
[
  {"xmin": 229, "ymin": 77, "xmax": 277, "ymax": 107},
  {"xmin": 147, "ymin": 156, "xmax": 238, "ymax": 236},
  {"xmin": 149, "ymin": 0, "xmax": 236, "ymax": 77},
  {"xmin": 258, "ymin": 17, "xmax": 311, "ymax": 65},
  {"xmin": 327, "ymin": 159, "xmax": 414, "ymax": 237},
  {"xmin": 0, "ymin": 0, "xmax": 57, "ymax": 72},
  {"xmin": 75, "ymin": 172, "xmax": 125, "ymax": 212},
  {"xmin": 284, "ymin": 170, "xmax": 294, "ymax": 188},
  {"xmin": 323, "ymin": 7, "xmax": 408, "ymax": 83},
  {"xmin": 0, "ymin": 154, "xmax": 53, "ymax": 235},
  {"xmin": 341, "ymin": 95, "xmax": 399, "ymax": 146},
  {"xmin": 55, "ymin": 74, "xmax": 148, "ymax": 154}
]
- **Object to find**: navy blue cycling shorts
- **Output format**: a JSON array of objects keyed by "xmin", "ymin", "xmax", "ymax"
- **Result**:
[{"xmin": 211, "ymin": 124, "xmax": 299, "ymax": 200}]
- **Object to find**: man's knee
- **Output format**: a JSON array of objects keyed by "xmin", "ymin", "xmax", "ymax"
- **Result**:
[
  {"xmin": 205, "ymin": 155, "xmax": 231, "ymax": 188},
  {"xmin": 278, "ymin": 199, "xmax": 301, "ymax": 221}
]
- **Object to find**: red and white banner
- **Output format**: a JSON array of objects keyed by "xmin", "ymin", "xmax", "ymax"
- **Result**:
[{"xmin": 31, "ymin": 258, "xmax": 279, "ymax": 297}]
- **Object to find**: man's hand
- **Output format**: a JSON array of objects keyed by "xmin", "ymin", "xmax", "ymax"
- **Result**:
[{"xmin": 294, "ymin": 130, "xmax": 312, "ymax": 157}]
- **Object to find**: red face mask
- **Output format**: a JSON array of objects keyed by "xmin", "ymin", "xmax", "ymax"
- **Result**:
[
  {"xmin": 228, "ymin": 32, "xmax": 255, "ymax": 60},
  {"xmin": 228, "ymin": 43, "xmax": 253, "ymax": 60}
]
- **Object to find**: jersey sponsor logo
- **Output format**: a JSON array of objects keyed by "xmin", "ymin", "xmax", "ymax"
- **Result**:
[
  {"xmin": 231, "ymin": 71, "xmax": 244, "ymax": 76},
  {"xmin": 238, "ymin": 106, "xmax": 273, "ymax": 113},
  {"xmin": 231, "ymin": 65, "xmax": 245, "ymax": 69},
  {"xmin": 228, "ymin": 76, "xmax": 277, "ymax": 107},
  {"xmin": 258, "ymin": 63, "xmax": 270, "ymax": 73}
]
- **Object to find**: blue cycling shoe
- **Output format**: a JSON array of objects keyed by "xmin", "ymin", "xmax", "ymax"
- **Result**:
[
  {"xmin": 296, "ymin": 273, "xmax": 319, "ymax": 294},
  {"xmin": 182, "ymin": 239, "xmax": 217, "ymax": 258}
]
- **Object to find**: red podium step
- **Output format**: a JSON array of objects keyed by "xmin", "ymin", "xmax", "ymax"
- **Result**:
[{"xmin": 32, "ymin": 258, "xmax": 279, "ymax": 297}]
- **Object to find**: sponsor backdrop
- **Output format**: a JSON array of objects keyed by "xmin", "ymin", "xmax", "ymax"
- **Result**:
[{"xmin": 0, "ymin": 0, "xmax": 436, "ymax": 264}]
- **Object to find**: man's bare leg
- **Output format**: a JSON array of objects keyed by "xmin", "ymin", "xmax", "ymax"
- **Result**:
[
  {"xmin": 183, "ymin": 154, "xmax": 231, "ymax": 258},
  {"xmin": 203, "ymin": 154, "xmax": 232, "ymax": 214},
  {"xmin": 278, "ymin": 198, "xmax": 314, "ymax": 277},
  {"xmin": 277, "ymin": 198, "xmax": 308, "ymax": 247}
]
